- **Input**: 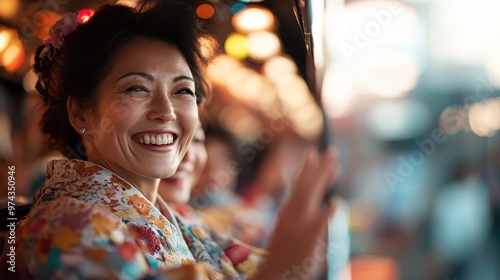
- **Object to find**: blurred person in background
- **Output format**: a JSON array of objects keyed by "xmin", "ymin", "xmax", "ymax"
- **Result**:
[
  {"xmin": 190, "ymin": 126, "xmax": 241, "ymax": 208},
  {"xmin": 10, "ymin": 93, "xmax": 64, "ymax": 198},
  {"xmin": 431, "ymin": 163, "xmax": 494, "ymax": 279}
]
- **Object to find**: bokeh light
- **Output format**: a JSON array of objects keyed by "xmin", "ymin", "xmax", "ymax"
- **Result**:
[
  {"xmin": 247, "ymin": 31, "xmax": 280, "ymax": 61},
  {"xmin": 231, "ymin": 3, "xmax": 246, "ymax": 14},
  {"xmin": 359, "ymin": 51, "xmax": 420, "ymax": 98},
  {"xmin": 198, "ymin": 36, "xmax": 218, "ymax": 59},
  {"xmin": 207, "ymin": 55, "xmax": 242, "ymax": 85},
  {"xmin": 468, "ymin": 99, "xmax": 500, "ymax": 137},
  {"xmin": 196, "ymin": 4, "xmax": 215, "ymax": 19},
  {"xmin": 262, "ymin": 55, "xmax": 298, "ymax": 82},
  {"xmin": 224, "ymin": 33, "xmax": 249, "ymax": 60},
  {"xmin": 0, "ymin": 28, "xmax": 12, "ymax": 53},
  {"xmin": 3, "ymin": 43, "xmax": 24, "ymax": 72},
  {"xmin": 78, "ymin": 9, "xmax": 94, "ymax": 24},
  {"xmin": 232, "ymin": 6, "xmax": 275, "ymax": 34},
  {"xmin": 0, "ymin": 0, "xmax": 19, "ymax": 19}
]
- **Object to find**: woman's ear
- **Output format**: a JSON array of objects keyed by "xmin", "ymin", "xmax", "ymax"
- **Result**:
[{"xmin": 67, "ymin": 96, "xmax": 88, "ymax": 132}]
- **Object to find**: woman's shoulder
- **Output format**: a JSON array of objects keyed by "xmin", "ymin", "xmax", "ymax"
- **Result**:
[
  {"xmin": 15, "ymin": 197, "xmax": 151, "ymax": 279},
  {"xmin": 20, "ymin": 196, "xmax": 122, "ymax": 233}
]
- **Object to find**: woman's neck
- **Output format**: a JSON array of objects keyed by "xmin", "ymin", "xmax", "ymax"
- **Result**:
[{"xmin": 85, "ymin": 156, "xmax": 160, "ymax": 204}]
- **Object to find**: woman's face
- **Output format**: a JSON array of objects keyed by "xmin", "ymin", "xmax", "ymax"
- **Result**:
[
  {"xmin": 82, "ymin": 38, "xmax": 198, "ymax": 186},
  {"xmin": 158, "ymin": 125, "xmax": 207, "ymax": 204}
]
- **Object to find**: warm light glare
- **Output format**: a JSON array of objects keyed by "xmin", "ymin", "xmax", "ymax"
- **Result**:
[
  {"xmin": 275, "ymin": 75, "xmax": 310, "ymax": 108},
  {"xmin": 248, "ymin": 31, "xmax": 280, "ymax": 61},
  {"xmin": 351, "ymin": 256, "xmax": 398, "ymax": 280},
  {"xmin": 290, "ymin": 102, "xmax": 323, "ymax": 139},
  {"xmin": 2, "ymin": 42, "xmax": 24, "ymax": 72},
  {"xmin": 226, "ymin": 68, "xmax": 260, "ymax": 103},
  {"xmin": 0, "ymin": 0, "xmax": 19, "ymax": 19},
  {"xmin": 115, "ymin": 0, "xmax": 137, "ymax": 8},
  {"xmin": 232, "ymin": 6, "xmax": 275, "ymax": 33},
  {"xmin": 224, "ymin": 33, "xmax": 249, "ymax": 60},
  {"xmin": 263, "ymin": 55, "xmax": 298, "ymax": 82},
  {"xmin": 468, "ymin": 100, "xmax": 500, "ymax": 137},
  {"xmin": 207, "ymin": 55, "xmax": 242, "ymax": 85},
  {"xmin": 198, "ymin": 36, "xmax": 218, "ymax": 59},
  {"xmin": 322, "ymin": 67, "xmax": 356, "ymax": 119},
  {"xmin": 218, "ymin": 106, "xmax": 262, "ymax": 140},
  {"xmin": 196, "ymin": 4, "xmax": 215, "ymax": 19},
  {"xmin": 360, "ymin": 51, "xmax": 419, "ymax": 98},
  {"xmin": 0, "ymin": 29, "xmax": 11, "ymax": 53}
]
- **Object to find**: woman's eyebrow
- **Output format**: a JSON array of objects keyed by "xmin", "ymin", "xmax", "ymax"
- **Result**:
[
  {"xmin": 173, "ymin": 75, "xmax": 194, "ymax": 83},
  {"xmin": 116, "ymin": 72, "xmax": 154, "ymax": 82}
]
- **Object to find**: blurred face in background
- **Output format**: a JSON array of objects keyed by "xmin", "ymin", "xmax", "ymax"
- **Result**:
[{"xmin": 158, "ymin": 124, "xmax": 207, "ymax": 204}]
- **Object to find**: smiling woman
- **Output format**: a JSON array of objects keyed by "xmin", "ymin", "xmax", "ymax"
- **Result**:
[
  {"xmin": 0, "ymin": 0, "xmax": 339, "ymax": 279},
  {"xmin": 68, "ymin": 38, "xmax": 199, "ymax": 200}
]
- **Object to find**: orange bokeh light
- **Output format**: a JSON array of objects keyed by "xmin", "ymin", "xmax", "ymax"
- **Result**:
[{"xmin": 196, "ymin": 4, "xmax": 215, "ymax": 19}]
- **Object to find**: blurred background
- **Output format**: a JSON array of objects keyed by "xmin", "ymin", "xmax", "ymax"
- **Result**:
[{"xmin": 0, "ymin": 0, "xmax": 499, "ymax": 279}]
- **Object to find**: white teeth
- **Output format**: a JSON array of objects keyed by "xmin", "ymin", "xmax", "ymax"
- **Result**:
[{"xmin": 137, "ymin": 134, "xmax": 174, "ymax": 145}]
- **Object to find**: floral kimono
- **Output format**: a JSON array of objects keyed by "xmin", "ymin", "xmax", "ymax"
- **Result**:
[{"xmin": 12, "ymin": 159, "xmax": 265, "ymax": 279}]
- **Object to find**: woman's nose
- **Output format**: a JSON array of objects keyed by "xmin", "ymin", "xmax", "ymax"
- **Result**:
[{"xmin": 147, "ymin": 93, "xmax": 176, "ymax": 122}]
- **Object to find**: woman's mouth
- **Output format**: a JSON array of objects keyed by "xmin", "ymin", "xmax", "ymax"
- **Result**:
[{"xmin": 134, "ymin": 133, "xmax": 175, "ymax": 145}]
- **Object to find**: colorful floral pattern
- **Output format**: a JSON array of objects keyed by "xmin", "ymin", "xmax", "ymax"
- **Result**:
[
  {"xmin": 170, "ymin": 203, "xmax": 268, "ymax": 279},
  {"xmin": 11, "ymin": 159, "xmax": 267, "ymax": 279},
  {"xmin": 14, "ymin": 159, "xmax": 196, "ymax": 279}
]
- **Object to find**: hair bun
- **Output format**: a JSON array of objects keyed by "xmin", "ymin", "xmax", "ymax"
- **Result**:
[{"xmin": 33, "ymin": 44, "xmax": 57, "ymax": 101}]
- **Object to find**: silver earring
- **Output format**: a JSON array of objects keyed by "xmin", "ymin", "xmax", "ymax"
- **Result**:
[{"xmin": 79, "ymin": 127, "xmax": 87, "ymax": 134}]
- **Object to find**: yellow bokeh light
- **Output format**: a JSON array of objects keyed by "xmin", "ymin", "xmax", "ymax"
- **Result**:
[{"xmin": 224, "ymin": 33, "xmax": 249, "ymax": 60}]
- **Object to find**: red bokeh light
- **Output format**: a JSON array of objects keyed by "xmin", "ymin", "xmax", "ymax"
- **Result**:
[{"xmin": 78, "ymin": 9, "xmax": 94, "ymax": 24}]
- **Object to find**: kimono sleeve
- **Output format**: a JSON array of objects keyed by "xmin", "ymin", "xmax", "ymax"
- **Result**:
[{"xmin": 200, "ymin": 211, "xmax": 269, "ymax": 278}]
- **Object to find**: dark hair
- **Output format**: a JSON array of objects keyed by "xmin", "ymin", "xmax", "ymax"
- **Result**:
[{"xmin": 33, "ymin": 0, "xmax": 209, "ymax": 159}]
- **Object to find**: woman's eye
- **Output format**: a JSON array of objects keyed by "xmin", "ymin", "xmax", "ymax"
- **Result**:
[
  {"xmin": 193, "ymin": 138, "xmax": 205, "ymax": 144},
  {"xmin": 177, "ymin": 88, "xmax": 195, "ymax": 95},
  {"xmin": 125, "ymin": 85, "xmax": 149, "ymax": 93}
]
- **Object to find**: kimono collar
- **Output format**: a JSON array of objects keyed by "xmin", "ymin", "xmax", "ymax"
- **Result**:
[{"xmin": 33, "ymin": 159, "xmax": 175, "ymax": 231}]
